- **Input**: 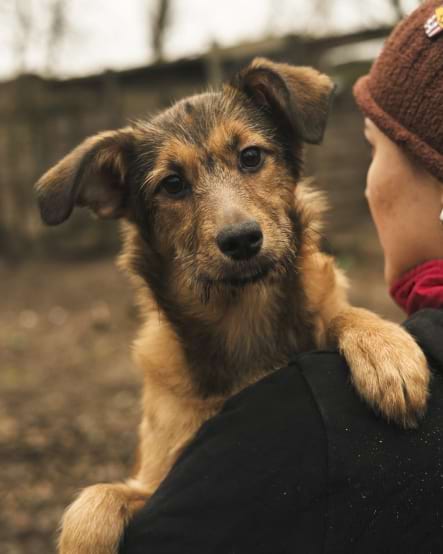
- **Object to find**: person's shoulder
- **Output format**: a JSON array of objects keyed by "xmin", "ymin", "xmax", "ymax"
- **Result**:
[
  {"xmin": 293, "ymin": 308, "xmax": 443, "ymax": 553},
  {"xmin": 403, "ymin": 308, "xmax": 443, "ymax": 370}
]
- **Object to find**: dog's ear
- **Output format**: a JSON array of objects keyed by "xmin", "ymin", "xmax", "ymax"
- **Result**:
[
  {"xmin": 35, "ymin": 128, "xmax": 135, "ymax": 226},
  {"xmin": 230, "ymin": 58, "xmax": 335, "ymax": 144}
]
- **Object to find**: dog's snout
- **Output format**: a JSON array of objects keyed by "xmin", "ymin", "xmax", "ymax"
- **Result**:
[{"xmin": 216, "ymin": 221, "xmax": 263, "ymax": 260}]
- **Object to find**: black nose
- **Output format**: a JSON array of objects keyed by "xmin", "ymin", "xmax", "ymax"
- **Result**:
[{"xmin": 216, "ymin": 221, "xmax": 263, "ymax": 260}]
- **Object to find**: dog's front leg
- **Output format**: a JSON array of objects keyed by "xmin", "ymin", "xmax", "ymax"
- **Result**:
[
  {"xmin": 59, "ymin": 481, "xmax": 149, "ymax": 554},
  {"xmin": 328, "ymin": 305, "xmax": 430, "ymax": 427},
  {"xmin": 302, "ymin": 252, "xmax": 429, "ymax": 427}
]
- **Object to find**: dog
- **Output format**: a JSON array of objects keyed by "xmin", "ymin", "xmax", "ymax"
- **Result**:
[{"xmin": 35, "ymin": 58, "xmax": 429, "ymax": 554}]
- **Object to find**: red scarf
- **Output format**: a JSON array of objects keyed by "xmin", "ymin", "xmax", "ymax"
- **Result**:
[{"xmin": 390, "ymin": 260, "xmax": 443, "ymax": 315}]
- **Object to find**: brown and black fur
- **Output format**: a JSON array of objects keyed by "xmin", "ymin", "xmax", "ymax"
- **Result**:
[
  {"xmin": 122, "ymin": 91, "xmax": 317, "ymax": 396},
  {"xmin": 35, "ymin": 58, "xmax": 429, "ymax": 554}
]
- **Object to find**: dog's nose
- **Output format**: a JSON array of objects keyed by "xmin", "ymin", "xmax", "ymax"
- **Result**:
[{"xmin": 216, "ymin": 221, "xmax": 263, "ymax": 260}]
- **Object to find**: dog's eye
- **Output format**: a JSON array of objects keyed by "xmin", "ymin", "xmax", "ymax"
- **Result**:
[
  {"xmin": 160, "ymin": 175, "xmax": 189, "ymax": 199},
  {"xmin": 239, "ymin": 147, "xmax": 263, "ymax": 171}
]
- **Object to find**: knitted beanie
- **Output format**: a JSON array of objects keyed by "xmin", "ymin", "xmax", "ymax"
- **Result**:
[{"xmin": 353, "ymin": 0, "xmax": 443, "ymax": 182}]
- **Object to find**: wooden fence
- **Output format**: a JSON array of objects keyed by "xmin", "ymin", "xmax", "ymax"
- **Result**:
[{"xmin": 0, "ymin": 28, "xmax": 387, "ymax": 259}]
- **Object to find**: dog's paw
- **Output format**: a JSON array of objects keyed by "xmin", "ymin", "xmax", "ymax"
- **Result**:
[
  {"xmin": 331, "ymin": 308, "xmax": 430, "ymax": 428},
  {"xmin": 59, "ymin": 482, "xmax": 148, "ymax": 554}
]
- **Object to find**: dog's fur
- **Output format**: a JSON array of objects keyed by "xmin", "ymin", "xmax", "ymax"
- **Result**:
[{"xmin": 35, "ymin": 58, "xmax": 429, "ymax": 554}]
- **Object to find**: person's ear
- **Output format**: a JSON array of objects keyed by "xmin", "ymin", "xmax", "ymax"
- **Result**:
[
  {"xmin": 35, "ymin": 128, "xmax": 135, "ymax": 225},
  {"xmin": 230, "ymin": 57, "xmax": 336, "ymax": 144}
]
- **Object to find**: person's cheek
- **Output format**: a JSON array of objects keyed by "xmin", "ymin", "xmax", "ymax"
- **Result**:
[
  {"xmin": 365, "ymin": 154, "xmax": 392, "ymax": 249},
  {"xmin": 365, "ymin": 158, "xmax": 380, "ymax": 218}
]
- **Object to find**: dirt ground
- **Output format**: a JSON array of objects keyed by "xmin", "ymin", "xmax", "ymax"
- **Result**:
[
  {"xmin": 0, "ymin": 258, "xmax": 140, "ymax": 553},
  {"xmin": 0, "ymin": 229, "xmax": 404, "ymax": 553}
]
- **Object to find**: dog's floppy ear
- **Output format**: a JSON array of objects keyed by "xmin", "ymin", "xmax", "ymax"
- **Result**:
[
  {"xmin": 35, "ymin": 128, "xmax": 135, "ymax": 226},
  {"xmin": 230, "ymin": 57, "xmax": 335, "ymax": 144}
]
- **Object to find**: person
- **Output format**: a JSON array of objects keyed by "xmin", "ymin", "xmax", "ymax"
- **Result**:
[{"xmin": 120, "ymin": 2, "xmax": 443, "ymax": 552}]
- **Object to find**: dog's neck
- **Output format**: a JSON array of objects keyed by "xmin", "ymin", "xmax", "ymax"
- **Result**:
[
  {"xmin": 133, "ymin": 257, "xmax": 315, "ymax": 397},
  {"xmin": 179, "ymin": 276, "xmax": 316, "ymax": 396}
]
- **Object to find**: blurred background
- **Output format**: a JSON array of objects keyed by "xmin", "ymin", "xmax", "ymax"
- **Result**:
[{"xmin": 0, "ymin": 1, "xmax": 420, "ymax": 552}]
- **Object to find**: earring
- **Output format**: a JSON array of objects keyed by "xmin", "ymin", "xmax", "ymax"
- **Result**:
[{"xmin": 440, "ymin": 208, "xmax": 443, "ymax": 225}]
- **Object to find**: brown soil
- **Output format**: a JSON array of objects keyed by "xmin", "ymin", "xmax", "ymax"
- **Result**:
[{"xmin": 0, "ymin": 259, "xmax": 140, "ymax": 554}]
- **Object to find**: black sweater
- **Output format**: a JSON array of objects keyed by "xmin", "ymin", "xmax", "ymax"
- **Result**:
[{"xmin": 120, "ymin": 309, "xmax": 443, "ymax": 554}]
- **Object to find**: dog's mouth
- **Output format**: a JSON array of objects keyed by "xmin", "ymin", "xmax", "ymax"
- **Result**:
[
  {"xmin": 200, "ymin": 259, "xmax": 276, "ymax": 289},
  {"xmin": 218, "ymin": 265, "xmax": 272, "ymax": 287}
]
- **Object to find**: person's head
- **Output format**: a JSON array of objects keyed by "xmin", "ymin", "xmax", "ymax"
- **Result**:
[{"xmin": 353, "ymin": 0, "xmax": 443, "ymax": 286}]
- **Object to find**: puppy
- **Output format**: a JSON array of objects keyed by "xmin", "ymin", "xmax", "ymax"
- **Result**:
[{"xmin": 35, "ymin": 58, "xmax": 429, "ymax": 554}]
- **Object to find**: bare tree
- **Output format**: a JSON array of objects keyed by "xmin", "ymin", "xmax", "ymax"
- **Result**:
[
  {"xmin": 45, "ymin": 0, "xmax": 70, "ymax": 75},
  {"xmin": 390, "ymin": 0, "xmax": 405, "ymax": 21},
  {"xmin": 0, "ymin": 0, "xmax": 71, "ymax": 77},
  {"xmin": 12, "ymin": 0, "xmax": 33, "ymax": 73},
  {"xmin": 267, "ymin": 0, "xmax": 378, "ymax": 36},
  {"xmin": 148, "ymin": 0, "xmax": 170, "ymax": 62}
]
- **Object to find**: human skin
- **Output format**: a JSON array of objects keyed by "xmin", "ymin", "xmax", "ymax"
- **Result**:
[{"xmin": 363, "ymin": 118, "xmax": 443, "ymax": 286}]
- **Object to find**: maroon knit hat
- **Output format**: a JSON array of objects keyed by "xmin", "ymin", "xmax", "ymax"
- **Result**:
[{"xmin": 353, "ymin": 0, "xmax": 443, "ymax": 182}]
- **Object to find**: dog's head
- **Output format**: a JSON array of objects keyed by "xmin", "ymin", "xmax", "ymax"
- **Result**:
[{"xmin": 36, "ymin": 58, "xmax": 334, "ymax": 302}]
